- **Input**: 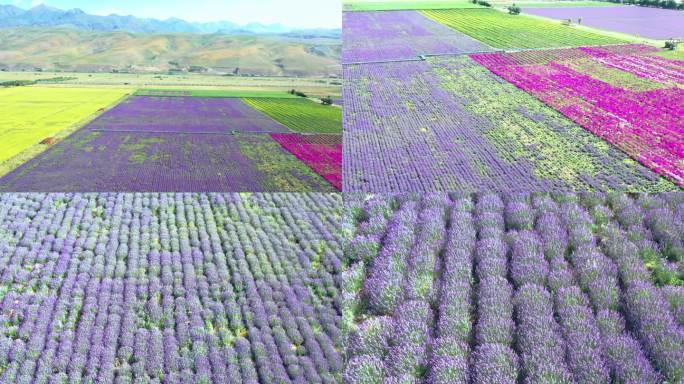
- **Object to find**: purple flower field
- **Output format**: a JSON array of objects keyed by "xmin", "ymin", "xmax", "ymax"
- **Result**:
[
  {"xmin": 344, "ymin": 192, "xmax": 684, "ymax": 384},
  {"xmin": 343, "ymin": 57, "xmax": 675, "ymax": 192},
  {"xmin": 524, "ymin": 6, "xmax": 684, "ymax": 40},
  {"xmin": 0, "ymin": 192, "xmax": 344, "ymax": 383},
  {"xmin": 0, "ymin": 130, "xmax": 335, "ymax": 192},
  {"xmin": 342, "ymin": 11, "xmax": 492, "ymax": 63},
  {"xmin": 88, "ymin": 96, "xmax": 290, "ymax": 134}
]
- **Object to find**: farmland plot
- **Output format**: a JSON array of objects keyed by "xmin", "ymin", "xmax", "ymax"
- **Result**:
[
  {"xmin": 342, "ymin": 11, "xmax": 493, "ymax": 63},
  {"xmin": 244, "ymin": 98, "xmax": 343, "ymax": 134},
  {"xmin": 423, "ymin": 9, "xmax": 625, "ymax": 49},
  {"xmin": 0, "ymin": 87, "xmax": 130, "ymax": 163},
  {"xmin": 344, "ymin": 192, "xmax": 684, "ymax": 384},
  {"xmin": 524, "ymin": 6, "xmax": 684, "ymax": 40},
  {"xmin": 0, "ymin": 131, "xmax": 336, "ymax": 192},
  {"xmin": 343, "ymin": 57, "xmax": 676, "ymax": 192},
  {"xmin": 0, "ymin": 192, "xmax": 344, "ymax": 383},
  {"xmin": 89, "ymin": 96, "xmax": 290, "ymax": 134},
  {"xmin": 472, "ymin": 44, "xmax": 684, "ymax": 186}
]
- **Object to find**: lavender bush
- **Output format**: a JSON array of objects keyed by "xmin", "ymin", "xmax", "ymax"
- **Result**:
[
  {"xmin": 0, "ymin": 193, "xmax": 343, "ymax": 383},
  {"xmin": 344, "ymin": 193, "xmax": 684, "ymax": 383}
]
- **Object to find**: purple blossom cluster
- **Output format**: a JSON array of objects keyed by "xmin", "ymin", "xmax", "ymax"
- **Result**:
[
  {"xmin": 0, "ymin": 193, "xmax": 344, "ymax": 383},
  {"xmin": 344, "ymin": 193, "xmax": 684, "ymax": 383}
]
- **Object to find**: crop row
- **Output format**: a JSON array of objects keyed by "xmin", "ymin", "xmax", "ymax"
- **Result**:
[
  {"xmin": 472, "ymin": 45, "xmax": 684, "ymax": 186},
  {"xmin": 243, "ymin": 99, "xmax": 342, "ymax": 134},
  {"xmin": 343, "ymin": 57, "xmax": 675, "ymax": 192},
  {"xmin": 343, "ymin": 192, "xmax": 684, "ymax": 383},
  {"xmin": 0, "ymin": 192, "xmax": 344, "ymax": 383}
]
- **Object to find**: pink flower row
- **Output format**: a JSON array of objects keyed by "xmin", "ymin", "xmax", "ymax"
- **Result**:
[{"xmin": 271, "ymin": 134, "xmax": 342, "ymax": 190}]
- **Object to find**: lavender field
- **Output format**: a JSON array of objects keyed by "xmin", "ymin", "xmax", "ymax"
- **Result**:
[
  {"xmin": 525, "ymin": 6, "xmax": 684, "ymax": 40},
  {"xmin": 342, "ymin": 11, "xmax": 492, "ymax": 63},
  {"xmin": 0, "ymin": 130, "xmax": 335, "ymax": 192},
  {"xmin": 344, "ymin": 192, "xmax": 684, "ymax": 383},
  {"xmin": 343, "ymin": 57, "xmax": 676, "ymax": 192},
  {"xmin": 0, "ymin": 192, "xmax": 344, "ymax": 383},
  {"xmin": 88, "ymin": 96, "xmax": 290, "ymax": 134}
]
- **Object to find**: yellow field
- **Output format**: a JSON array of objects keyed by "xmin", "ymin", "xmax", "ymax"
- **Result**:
[{"xmin": 0, "ymin": 86, "xmax": 130, "ymax": 163}]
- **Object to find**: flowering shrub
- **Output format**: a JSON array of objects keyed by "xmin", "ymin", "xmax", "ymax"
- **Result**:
[
  {"xmin": 0, "ymin": 193, "xmax": 344, "ymax": 383},
  {"xmin": 344, "ymin": 193, "xmax": 684, "ymax": 383}
]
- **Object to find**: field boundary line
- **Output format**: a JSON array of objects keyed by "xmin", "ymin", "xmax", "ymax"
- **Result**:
[
  {"xmin": 90, "ymin": 129, "xmax": 343, "ymax": 136},
  {"xmin": 343, "ymin": 7, "xmax": 486, "ymax": 12},
  {"xmin": 342, "ymin": 58, "xmax": 424, "ymax": 65}
]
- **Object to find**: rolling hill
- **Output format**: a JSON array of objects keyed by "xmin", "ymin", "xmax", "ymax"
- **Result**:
[{"xmin": 0, "ymin": 28, "xmax": 341, "ymax": 77}]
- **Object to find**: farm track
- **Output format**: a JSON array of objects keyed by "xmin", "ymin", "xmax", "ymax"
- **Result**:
[
  {"xmin": 343, "ymin": 42, "xmax": 636, "ymax": 65},
  {"xmin": 90, "ymin": 129, "xmax": 343, "ymax": 136}
]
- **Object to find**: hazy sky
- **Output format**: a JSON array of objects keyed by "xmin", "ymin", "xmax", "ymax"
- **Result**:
[{"xmin": 3, "ymin": 0, "xmax": 342, "ymax": 28}]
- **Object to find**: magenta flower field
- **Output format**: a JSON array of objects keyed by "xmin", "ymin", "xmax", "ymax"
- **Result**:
[
  {"xmin": 472, "ymin": 44, "xmax": 684, "ymax": 187},
  {"xmin": 272, "ymin": 134, "xmax": 342, "ymax": 191}
]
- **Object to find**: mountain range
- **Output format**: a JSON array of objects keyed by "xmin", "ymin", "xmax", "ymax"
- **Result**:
[{"xmin": 0, "ymin": 4, "xmax": 340, "ymax": 36}]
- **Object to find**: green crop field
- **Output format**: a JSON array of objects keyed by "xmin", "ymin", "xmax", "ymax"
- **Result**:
[
  {"xmin": 134, "ymin": 89, "xmax": 300, "ymax": 98},
  {"xmin": 423, "ymin": 8, "xmax": 626, "ymax": 48},
  {"xmin": 243, "ymin": 98, "xmax": 342, "ymax": 134},
  {"xmin": 343, "ymin": 0, "xmax": 483, "ymax": 11},
  {"xmin": 0, "ymin": 72, "xmax": 342, "ymax": 98},
  {"xmin": 0, "ymin": 86, "xmax": 130, "ymax": 166}
]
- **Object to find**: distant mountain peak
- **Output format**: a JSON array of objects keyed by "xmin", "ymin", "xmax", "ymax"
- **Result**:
[
  {"xmin": 29, "ymin": 4, "xmax": 61, "ymax": 12},
  {"xmin": 65, "ymin": 8, "xmax": 86, "ymax": 15},
  {"xmin": 0, "ymin": 4, "xmax": 338, "ymax": 36},
  {"xmin": 0, "ymin": 4, "xmax": 24, "ymax": 16}
]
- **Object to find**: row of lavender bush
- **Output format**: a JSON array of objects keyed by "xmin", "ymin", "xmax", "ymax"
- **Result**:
[
  {"xmin": 0, "ymin": 193, "xmax": 344, "ymax": 383},
  {"xmin": 343, "ymin": 192, "xmax": 684, "ymax": 383}
]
